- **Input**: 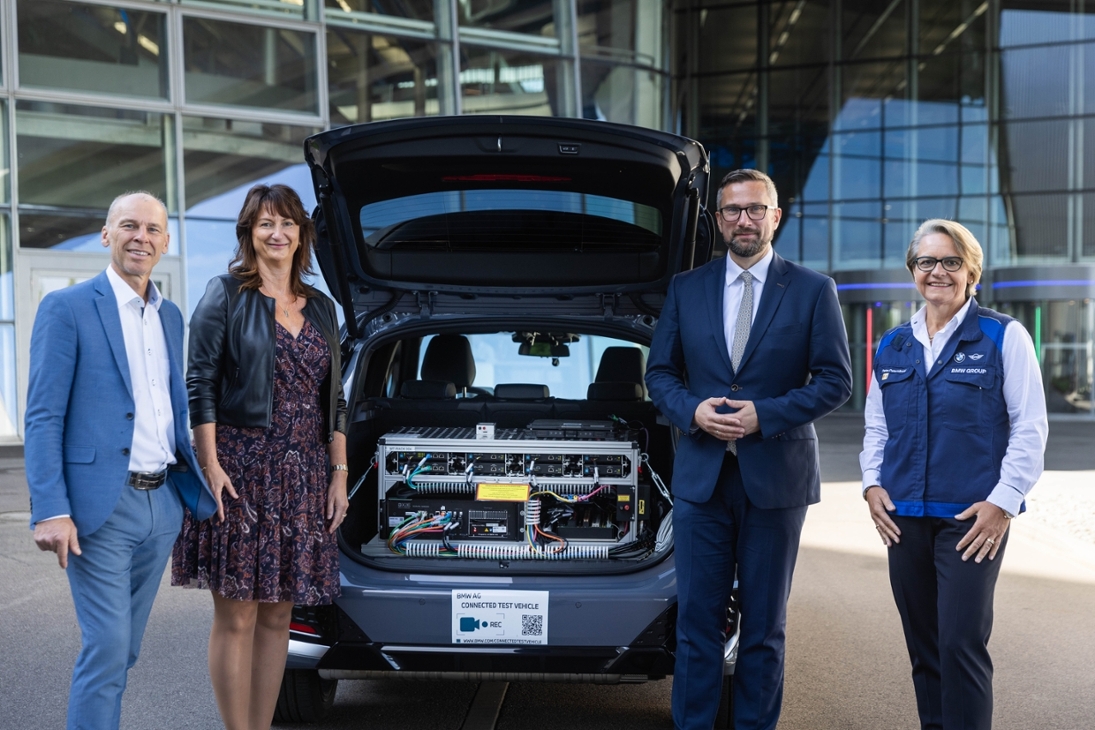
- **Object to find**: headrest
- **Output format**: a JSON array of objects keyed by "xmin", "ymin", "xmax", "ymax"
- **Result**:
[
  {"xmin": 400, "ymin": 380, "xmax": 457, "ymax": 399},
  {"xmin": 595, "ymin": 347, "xmax": 646, "ymax": 386},
  {"xmin": 421, "ymin": 334, "xmax": 476, "ymax": 388},
  {"xmin": 586, "ymin": 381, "xmax": 644, "ymax": 401},
  {"xmin": 493, "ymin": 383, "xmax": 551, "ymax": 400}
]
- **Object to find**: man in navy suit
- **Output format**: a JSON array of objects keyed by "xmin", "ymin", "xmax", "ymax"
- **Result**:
[
  {"xmin": 25, "ymin": 192, "xmax": 217, "ymax": 730},
  {"xmin": 647, "ymin": 169, "xmax": 852, "ymax": 730}
]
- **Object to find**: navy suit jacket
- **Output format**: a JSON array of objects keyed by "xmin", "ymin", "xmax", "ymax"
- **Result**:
[
  {"xmin": 24, "ymin": 270, "xmax": 217, "ymax": 535},
  {"xmin": 646, "ymin": 253, "xmax": 852, "ymax": 509}
]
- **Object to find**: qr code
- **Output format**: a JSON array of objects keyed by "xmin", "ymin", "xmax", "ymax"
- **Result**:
[{"xmin": 521, "ymin": 614, "xmax": 543, "ymax": 636}]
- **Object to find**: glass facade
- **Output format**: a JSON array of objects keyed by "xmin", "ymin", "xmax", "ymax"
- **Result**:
[
  {"xmin": 677, "ymin": 0, "xmax": 1095, "ymax": 415},
  {"xmin": 1, "ymin": 0, "xmax": 1091, "ymax": 437},
  {"xmin": 1, "ymin": 0, "xmax": 667, "ymax": 437}
]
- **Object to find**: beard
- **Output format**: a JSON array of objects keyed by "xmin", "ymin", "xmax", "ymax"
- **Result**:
[{"xmin": 727, "ymin": 228, "xmax": 770, "ymax": 258}]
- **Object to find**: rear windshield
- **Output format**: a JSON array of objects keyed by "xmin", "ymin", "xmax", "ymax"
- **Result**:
[{"xmin": 360, "ymin": 190, "xmax": 663, "ymax": 252}]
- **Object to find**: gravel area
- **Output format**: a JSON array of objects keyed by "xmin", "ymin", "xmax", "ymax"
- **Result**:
[{"xmin": 1023, "ymin": 471, "xmax": 1095, "ymax": 548}]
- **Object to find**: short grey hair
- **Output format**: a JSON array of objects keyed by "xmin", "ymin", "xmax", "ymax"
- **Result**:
[
  {"xmin": 907, "ymin": 219, "xmax": 984, "ymax": 299},
  {"xmin": 105, "ymin": 191, "xmax": 168, "ymax": 226},
  {"xmin": 717, "ymin": 169, "xmax": 779, "ymax": 209}
]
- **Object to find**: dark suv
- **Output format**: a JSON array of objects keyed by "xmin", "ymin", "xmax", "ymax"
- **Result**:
[{"xmin": 276, "ymin": 116, "xmax": 737, "ymax": 727}]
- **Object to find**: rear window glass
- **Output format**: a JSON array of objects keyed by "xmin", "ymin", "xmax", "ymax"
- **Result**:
[
  {"xmin": 360, "ymin": 190, "xmax": 662, "ymax": 252},
  {"xmin": 419, "ymin": 333, "xmax": 647, "ymax": 400}
]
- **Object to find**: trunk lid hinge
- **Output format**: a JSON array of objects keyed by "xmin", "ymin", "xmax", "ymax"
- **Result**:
[
  {"xmin": 415, "ymin": 291, "xmax": 436, "ymax": 319},
  {"xmin": 601, "ymin": 293, "xmax": 619, "ymax": 319}
]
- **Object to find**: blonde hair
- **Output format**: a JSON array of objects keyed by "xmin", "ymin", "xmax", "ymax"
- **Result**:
[{"xmin": 906, "ymin": 219, "xmax": 983, "ymax": 299}]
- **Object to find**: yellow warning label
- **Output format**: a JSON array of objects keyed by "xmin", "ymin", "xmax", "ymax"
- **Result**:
[
  {"xmin": 476, "ymin": 483, "xmax": 531, "ymax": 502},
  {"xmin": 617, "ymin": 494, "xmax": 631, "ymax": 501},
  {"xmin": 638, "ymin": 499, "xmax": 646, "ymax": 515}
]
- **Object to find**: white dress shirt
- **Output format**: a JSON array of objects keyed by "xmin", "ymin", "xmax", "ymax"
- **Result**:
[
  {"xmin": 723, "ymin": 247, "xmax": 774, "ymax": 366},
  {"xmin": 860, "ymin": 298, "xmax": 1048, "ymax": 516},
  {"xmin": 105, "ymin": 265, "xmax": 177, "ymax": 473}
]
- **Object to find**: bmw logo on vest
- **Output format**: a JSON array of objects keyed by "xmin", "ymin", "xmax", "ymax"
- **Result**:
[{"xmin": 954, "ymin": 352, "xmax": 966, "ymax": 363}]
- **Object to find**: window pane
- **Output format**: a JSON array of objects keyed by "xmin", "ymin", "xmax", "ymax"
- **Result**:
[
  {"xmin": 999, "ymin": 5, "xmax": 1095, "ymax": 47},
  {"xmin": 580, "ymin": 59, "xmax": 664, "ymax": 127},
  {"xmin": 0, "ymin": 215, "xmax": 11, "ymax": 320},
  {"xmin": 832, "ymin": 200, "xmax": 881, "ymax": 269},
  {"xmin": 327, "ymin": 29, "xmax": 440, "ymax": 124},
  {"xmin": 832, "ymin": 130, "xmax": 881, "ymax": 200},
  {"xmin": 182, "ymin": 0, "xmax": 318, "ymax": 20},
  {"xmin": 16, "ymin": 102, "xmax": 174, "ymax": 248},
  {"xmin": 460, "ymin": 47, "xmax": 560, "ymax": 116},
  {"xmin": 1012, "ymin": 193, "xmax": 1068, "ymax": 260},
  {"xmin": 794, "ymin": 204, "xmax": 825, "ymax": 271},
  {"xmin": 696, "ymin": 6, "xmax": 754, "ymax": 75},
  {"xmin": 1084, "ymin": 193, "xmax": 1095, "ymax": 259},
  {"xmin": 183, "ymin": 17, "xmax": 318, "ymax": 114},
  {"xmin": 578, "ymin": 0, "xmax": 665, "ymax": 65},
  {"xmin": 0, "ymin": 322, "xmax": 16, "ymax": 439},
  {"xmin": 842, "ymin": 0, "xmax": 905, "ymax": 60},
  {"xmin": 421, "ymin": 332, "xmax": 638, "ymax": 400},
  {"xmin": 17, "ymin": 0, "xmax": 168, "ymax": 99},
  {"xmin": 0, "ymin": 100, "xmax": 8, "ymax": 204},
  {"xmin": 182, "ymin": 116, "xmax": 318, "ymax": 309},
  {"xmin": 325, "ymin": 0, "xmax": 434, "ymax": 22},
  {"xmin": 1002, "ymin": 119, "xmax": 1071, "ymax": 194},
  {"xmin": 459, "ymin": 0, "xmax": 556, "ymax": 37}
]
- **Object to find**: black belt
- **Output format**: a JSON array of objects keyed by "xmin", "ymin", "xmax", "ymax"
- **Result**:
[{"xmin": 126, "ymin": 470, "xmax": 167, "ymax": 490}]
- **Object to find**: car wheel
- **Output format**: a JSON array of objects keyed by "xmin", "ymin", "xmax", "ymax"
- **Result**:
[
  {"xmin": 713, "ymin": 673, "xmax": 734, "ymax": 729},
  {"xmin": 274, "ymin": 669, "xmax": 338, "ymax": 723}
]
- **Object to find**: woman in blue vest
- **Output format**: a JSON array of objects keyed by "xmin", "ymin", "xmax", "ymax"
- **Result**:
[{"xmin": 860, "ymin": 219, "xmax": 1048, "ymax": 730}]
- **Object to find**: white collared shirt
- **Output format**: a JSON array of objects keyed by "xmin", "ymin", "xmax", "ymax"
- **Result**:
[
  {"xmin": 860, "ymin": 298, "xmax": 1048, "ymax": 515},
  {"xmin": 105, "ymin": 266, "xmax": 177, "ymax": 473},
  {"xmin": 723, "ymin": 247, "xmax": 774, "ymax": 367}
]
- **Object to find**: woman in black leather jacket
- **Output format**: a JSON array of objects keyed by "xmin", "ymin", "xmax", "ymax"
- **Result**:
[{"xmin": 172, "ymin": 184, "xmax": 348, "ymax": 730}]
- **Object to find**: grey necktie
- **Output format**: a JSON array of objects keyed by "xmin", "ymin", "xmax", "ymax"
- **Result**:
[
  {"xmin": 731, "ymin": 270, "xmax": 753, "ymax": 372},
  {"xmin": 728, "ymin": 270, "xmax": 753, "ymax": 455}
]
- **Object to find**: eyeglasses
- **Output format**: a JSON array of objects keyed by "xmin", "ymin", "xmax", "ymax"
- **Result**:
[
  {"xmin": 717, "ymin": 204, "xmax": 777, "ymax": 222},
  {"xmin": 913, "ymin": 256, "xmax": 963, "ymax": 272}
]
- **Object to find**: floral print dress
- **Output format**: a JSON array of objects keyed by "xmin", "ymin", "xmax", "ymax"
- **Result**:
[{"xmin": 172, "ymin": 319, "xmax": 340, "ymax": 605}]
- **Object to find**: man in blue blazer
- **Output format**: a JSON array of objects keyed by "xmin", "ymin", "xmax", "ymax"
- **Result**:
[
  {"xmin": 647, "ymin": 169, "xmax": 852, "ymax": 730},
  {"xmin": 24, "ymin": 192, "xmax": 217, "ymax": 730}
]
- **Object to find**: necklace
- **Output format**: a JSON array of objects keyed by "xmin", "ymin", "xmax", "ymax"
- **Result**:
[{"xmin": 262, "ymin": 286, "xmax": 295, "ymax": 318}]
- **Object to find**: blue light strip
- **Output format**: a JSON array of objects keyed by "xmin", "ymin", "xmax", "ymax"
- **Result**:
[
  {"xmin": 835, "ymin": 282, "xmax": 918, "ymax": 291},
  {"xmin": 992, "ymin": 280, "xmax": 1095, "ymax": 289}
]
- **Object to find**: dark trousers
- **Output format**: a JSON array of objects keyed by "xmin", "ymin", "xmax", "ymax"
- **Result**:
[
  {"xmin": 672, "ymin": 454, "xmax": 808, "ymax": 730},
  {"xmin": 888, "ymin": 516, "xmax": 1009, "ymax": 730}
]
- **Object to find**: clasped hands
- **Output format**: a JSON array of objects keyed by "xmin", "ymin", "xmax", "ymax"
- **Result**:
[
  {"xmin": 694, "ymin": 397, "xmax": 758, "ymax": 443},
  {"xmin": 865, "ymin": 486, "xmax": 1010, "ymax": 563}
]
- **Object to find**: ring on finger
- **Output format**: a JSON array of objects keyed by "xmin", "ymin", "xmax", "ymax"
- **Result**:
[{"xmin": 986, "ymin": 538, "xmax": 995, "ymax": 546}]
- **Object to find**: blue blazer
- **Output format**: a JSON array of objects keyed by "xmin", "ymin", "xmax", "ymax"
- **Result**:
[
  {"xmin": 646, "ymin": 253, "xmax": 852, "ymax": 509},
  {"xmin": 24, "ymin": 270, "xmax": 217, "ymax": 535}
]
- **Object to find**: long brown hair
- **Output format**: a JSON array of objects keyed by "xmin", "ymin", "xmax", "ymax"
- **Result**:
[{"xmin": 229, "ymin": 184, "xmax": 316, "ymax": 298}]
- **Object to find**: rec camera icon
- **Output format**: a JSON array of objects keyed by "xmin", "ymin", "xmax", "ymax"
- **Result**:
[{"xmin": 460, "ymin": 616, "xmax": 489, "ymax": 632}]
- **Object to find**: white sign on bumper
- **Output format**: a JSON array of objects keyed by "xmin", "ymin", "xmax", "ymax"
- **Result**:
[{"xmin": 451, "ymin": 589, "xmax": 549, "ymax": 645}]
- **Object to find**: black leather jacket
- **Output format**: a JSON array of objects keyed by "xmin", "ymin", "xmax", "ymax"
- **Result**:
[{"xmin": 187, "ymin": 274, "xmax": 348, "ymax": 440}]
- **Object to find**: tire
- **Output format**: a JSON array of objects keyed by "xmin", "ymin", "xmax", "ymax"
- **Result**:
[
  {"xmin": 274, "ymin": 669, "xmax": 338, "ymax": 724},
  {"xmin": 713, "ymin": 673, "xmax": 735, "ymax": 729}
]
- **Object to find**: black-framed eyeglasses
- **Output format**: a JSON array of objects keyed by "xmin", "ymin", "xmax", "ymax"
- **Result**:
[
  {"xmin": 913, "ymin": 256, "xmax": 963, "ymax": 272},
  {"xmin": 717, "ymin": 204, "xmax": 776, "ymax": 222}
]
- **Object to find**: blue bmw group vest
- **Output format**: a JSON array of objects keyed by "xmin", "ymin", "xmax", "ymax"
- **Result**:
[{"xmin": 873, "ymin": 299, "xmax": 1015, "ymax": 518}]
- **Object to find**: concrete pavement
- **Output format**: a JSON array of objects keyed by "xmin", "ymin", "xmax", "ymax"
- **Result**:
[{"xmin": 1, "ymin": 416, "xmax": 1093, "ymax": 729}]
